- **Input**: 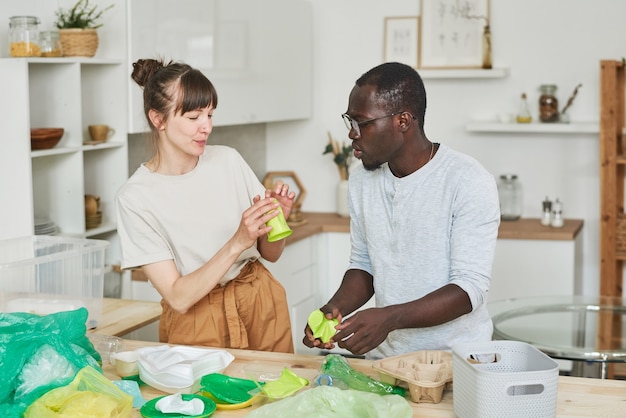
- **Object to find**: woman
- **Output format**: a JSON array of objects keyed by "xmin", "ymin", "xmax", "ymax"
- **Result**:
[{"xmin": 116, "ymin": 58, "xmax": 295, "ymax": 352}]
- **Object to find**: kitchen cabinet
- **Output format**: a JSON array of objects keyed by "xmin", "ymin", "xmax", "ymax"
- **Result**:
[
  {"xmin": 127, "ymin": 0, "xmax": 312, "ymax": 132},
  {"xmin": 489, "ymin": 219, "xmax": 584, "ymax": 302},
  {"xmin": 264, "ymin": 236, "xmax": 318, "ymax": 354},
  {"xmin": 0, "ymin": 57, "xmax": 128, "ymax": 265}
]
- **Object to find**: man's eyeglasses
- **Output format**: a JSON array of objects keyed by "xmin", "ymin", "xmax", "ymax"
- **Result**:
[{"xmin": 341, "ymin": 112, "xmax": 415, "ymax": 137}]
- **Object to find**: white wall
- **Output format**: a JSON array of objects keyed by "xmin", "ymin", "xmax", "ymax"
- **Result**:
[{"xmin": 266, "ymin": 0, "xmax": 626, "ymax": 297}]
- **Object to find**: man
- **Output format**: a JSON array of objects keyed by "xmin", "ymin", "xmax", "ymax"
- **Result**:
[{"xmin": 303, "ymin": 62, "xmax": 500, "ymax": 359}]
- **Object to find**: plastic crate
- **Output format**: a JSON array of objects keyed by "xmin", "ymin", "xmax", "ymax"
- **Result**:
[
  {"xmin": 452, "ymin": 340, "xmax": 559, "ymax": 418},
  {"xmin": 0, "ymin": 235, "xmax": 109, "ymax": 329}
]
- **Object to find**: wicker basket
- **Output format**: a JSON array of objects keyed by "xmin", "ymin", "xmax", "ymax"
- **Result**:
[
  {"xmin": 59, "ymin": 28, "xmax": 99, "ymax": 57},
  {"xmin": 617, "ymin": 213, "xmax": 626, "ymax": 253}
]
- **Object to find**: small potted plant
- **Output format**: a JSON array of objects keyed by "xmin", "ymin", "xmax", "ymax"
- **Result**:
[{"xmin": 55, "ymin": 0, "xmax": 114, "ymax": 57}]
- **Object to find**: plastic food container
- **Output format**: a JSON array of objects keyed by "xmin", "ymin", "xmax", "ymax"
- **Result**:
[
  {"xmin": 452, "ymin": 340, "xmax": 559, "ymax": 418},
  {"xmin": 137, "ymin": 345, "xmax": 235, "ymax": 394},
  {"xmin": 372, "ymin": 350, "xmax": 453, "ymax": 403},
  {"xmin": 0, "ymin": 235, "xmax": 108, "ymax": 329}
]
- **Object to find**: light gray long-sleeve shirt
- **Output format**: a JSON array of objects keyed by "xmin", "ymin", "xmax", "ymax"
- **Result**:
[{"xmin": 347, "ymin": 143, "xmax": 500, "ymax": 359}]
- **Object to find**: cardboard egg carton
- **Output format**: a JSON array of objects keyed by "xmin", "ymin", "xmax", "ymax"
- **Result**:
[{"xmin": 372, "ymin": 350, "xmax": 453, "ymax": 403}]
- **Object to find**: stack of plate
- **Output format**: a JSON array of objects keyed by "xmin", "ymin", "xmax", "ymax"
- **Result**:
[
  {"xmin": 34, "ymin": 218, "xmax": 57, "ymax": 235},
  {"xmin": 86, "ymin": 211, "xmax": 102, "ymax": 229}
]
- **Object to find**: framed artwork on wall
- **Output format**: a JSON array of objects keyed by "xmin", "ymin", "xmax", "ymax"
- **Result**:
[
  {"xmin": 419, "ymin": 0, "xmax": 490, "ymax": 69},
  {"xmin": 384, "ymin": 16, "xmax": 420, "ymax": 68}
]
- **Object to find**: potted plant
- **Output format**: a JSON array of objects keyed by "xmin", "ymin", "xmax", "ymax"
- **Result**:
[{"xmin": 55, "ymin": 0, "xmax": 114, "ymax": 57}]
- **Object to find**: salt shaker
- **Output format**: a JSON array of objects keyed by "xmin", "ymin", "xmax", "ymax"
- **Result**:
[
  {"xmin": 541, "ymin": 197, "xmax": 552, "ymax": 226},
  {"xmin": 551, "ymin": 198, "xmax": 564, "ymax": 228}
]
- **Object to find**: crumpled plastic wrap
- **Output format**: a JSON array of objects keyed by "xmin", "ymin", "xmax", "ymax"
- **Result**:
[{"xmin": 246, "ymin": 385, "xmax": 412, "ymax": 418}]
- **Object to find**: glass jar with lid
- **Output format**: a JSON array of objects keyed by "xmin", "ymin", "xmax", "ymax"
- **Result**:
[
  {"xmin": 9, "ymin": 16, "xmax": 41, "ymax": 57},
  {"xmin": 539, "ymin": 84, "xmax": 559, "ymax": 123},
  {"xmin": 497, "ymin": 174, "xmax": 523, "ymax": 221},
  {"xmin": 40, "ymin": 31, "xmax": 62, "ymax": 57}
]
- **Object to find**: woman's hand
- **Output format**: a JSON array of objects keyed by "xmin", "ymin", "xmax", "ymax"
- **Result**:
[
  {"xmin": 265, "ymin": 180, "xmax": 296, "ymax": 219},
  {"xmin": 232, "ymin": 196, "xmax": 282, "ymax": 251}
]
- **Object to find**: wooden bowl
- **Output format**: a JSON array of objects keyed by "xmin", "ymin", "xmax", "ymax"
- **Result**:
[{"xmin": 31, "ymin": 128, "xmax": 64, "ymax": 150}]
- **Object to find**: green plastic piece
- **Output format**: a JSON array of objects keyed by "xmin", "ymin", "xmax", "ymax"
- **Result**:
[
  {"xmin": 260, "ymin": 368, "xmax": 309, "ymax": 399},
  {"xmin": 308, "ymin": 309, "xmax": 339, "ymax": 343},
  {"xmin": 200, "ymin": 373, "xmax": 264, "ymax": 404}
]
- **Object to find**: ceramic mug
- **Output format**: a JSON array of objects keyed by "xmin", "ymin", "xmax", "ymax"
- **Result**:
[{"xmin": 88, "ymin": 124, "xmax": 115, "ymax": 142}]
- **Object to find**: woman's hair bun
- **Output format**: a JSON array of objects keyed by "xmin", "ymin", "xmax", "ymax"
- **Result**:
[{"xmin": 131, "ymin": 58, "xmax": 165, "ymax": 87}]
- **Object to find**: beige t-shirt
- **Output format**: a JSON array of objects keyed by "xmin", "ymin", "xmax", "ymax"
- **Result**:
[{"xmin": 115, "ymin": 145, "xmax": 265, "ymax": 285}]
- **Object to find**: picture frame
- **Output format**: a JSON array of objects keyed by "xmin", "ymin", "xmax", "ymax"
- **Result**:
[
  {"xmin": 419, "ymin": 0, "xmax": 490, "ymax": 69},
  {"xmin": 262, "ymin": 171, "xmax": 308, "ymax": 226},
  {"xmin": 383, "ymin": 16, "xmax": 420, "ymax": 68}
]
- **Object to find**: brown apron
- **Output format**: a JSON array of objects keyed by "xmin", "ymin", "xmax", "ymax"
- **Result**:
[{"xmin": 159, "ymin": 260, "xmax": 294, "ymax": 353}]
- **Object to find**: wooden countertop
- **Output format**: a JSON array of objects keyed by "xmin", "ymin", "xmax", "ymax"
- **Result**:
[
  {"xmin": 90, "ymin": 298, "xmax": 162, "ymax": 337},
  {"xmin": 290, "ymin": 212, "xmax": 583, "ymax": 243},
  {"xmin": 106, "ymin": 339, "xmax": 626, "ymax": 417}
]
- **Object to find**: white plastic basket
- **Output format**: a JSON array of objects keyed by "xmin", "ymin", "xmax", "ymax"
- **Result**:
[{"xmin": 452, "ymin": 340, "xmax": 559, "ymax": 418}]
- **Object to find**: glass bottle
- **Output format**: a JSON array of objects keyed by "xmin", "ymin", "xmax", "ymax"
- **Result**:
[
  {"xmin": 516, "ymin": 93, "xmax": 532, "ymax": 123},
  {"xmin": 497, "ymin": 174, "xmax": 523, "ymax": 221},
  {"xmin": 539, "ymin": 84, "xmax": 559, "ymax": 123},
  {"xmin": 481, "ymin": 25, "xmax": 492, "ymax": 69},
  {"xmin": 9, "ymin": 16, "xmax": 41, "ymax": 57}
]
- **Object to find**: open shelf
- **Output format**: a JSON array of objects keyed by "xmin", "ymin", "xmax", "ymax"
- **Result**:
[
  {"xmin": 420, "ymin": 67, "xmax": 509, "ymax": 79},
  {"xmin": 466, "ymin": 121, "xmax": 599, "ymax": 134}
]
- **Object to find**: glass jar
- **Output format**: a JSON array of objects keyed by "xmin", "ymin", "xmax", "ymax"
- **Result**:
[
  {"xmin": 40, "ymin": 31, "xmax": 62, "ymax": 57},
  {"xmin": 497, "ymin": 174, "xmax": 523, "ymax": 221},
  {"xmin": 539, "ymin": 84, "xmax": 559, "ymax": 123},
  {"xmin": 9, "ymin": 16, "xmax": 41, "ymax": 57}
]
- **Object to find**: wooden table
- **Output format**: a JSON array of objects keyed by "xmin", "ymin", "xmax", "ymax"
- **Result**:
[
  {"xmin": 91, "ymin": 298, "xmax": 162, "ymax": 337},
  {"xmin": 103, "ymin": 339, "xmax": 626, "ymax": 417}
]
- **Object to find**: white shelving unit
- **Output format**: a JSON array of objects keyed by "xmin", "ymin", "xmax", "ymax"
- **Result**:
[
  {"xmin": 466, "ymin": 121, "xmax": 599, "ymax": 134},
  {"xmin": 0, "ymin": 57, "xmax": 128, "ymax": 263}
]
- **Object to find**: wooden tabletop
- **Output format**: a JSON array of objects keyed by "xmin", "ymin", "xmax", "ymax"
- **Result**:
[
  {"xmin": 104, "ymin": 339, "xmax": 626, "ymax": 417},
  {"xmin": 91, "ymin": 298, "xmax": 162, "ymax": 337},
  {"xmin": 289, "ymin": 213, "xmax": 583, "ymax": 244}
]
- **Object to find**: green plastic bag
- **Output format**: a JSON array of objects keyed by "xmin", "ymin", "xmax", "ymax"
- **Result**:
[
  {"xmin": 24, "ymin": 366, "xmax": 132, "ymax": 418},
  {"xmin": 0, "ymin": 308, "xmax": 101, "ymax": 417},
  {"xmin": 246, "ymin": 385, "xmax": 412, "ymax": 418}
]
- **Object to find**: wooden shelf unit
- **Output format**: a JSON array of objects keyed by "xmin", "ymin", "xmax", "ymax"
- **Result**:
[
  {"xmin": 599, "ymin": 59, "xmax": 625, "ymax": 379},
  {"xmin": 600, "ymin": 59, "xmax": 625, "ymax": 296}
]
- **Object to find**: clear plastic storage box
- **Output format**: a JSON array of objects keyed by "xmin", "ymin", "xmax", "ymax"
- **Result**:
[
  {"xmin": 0, "ymin": 235, "xmax": 109, "ymax": 329},
  {"xmin": 452, "ymin": 340, "xmax": 559, "ymax": 418}
]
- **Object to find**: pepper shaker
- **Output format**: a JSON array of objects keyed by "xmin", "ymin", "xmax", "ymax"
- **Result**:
[{"xmin": 541, "ymin": 197, "xmax": 552, "ymax": 226}]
